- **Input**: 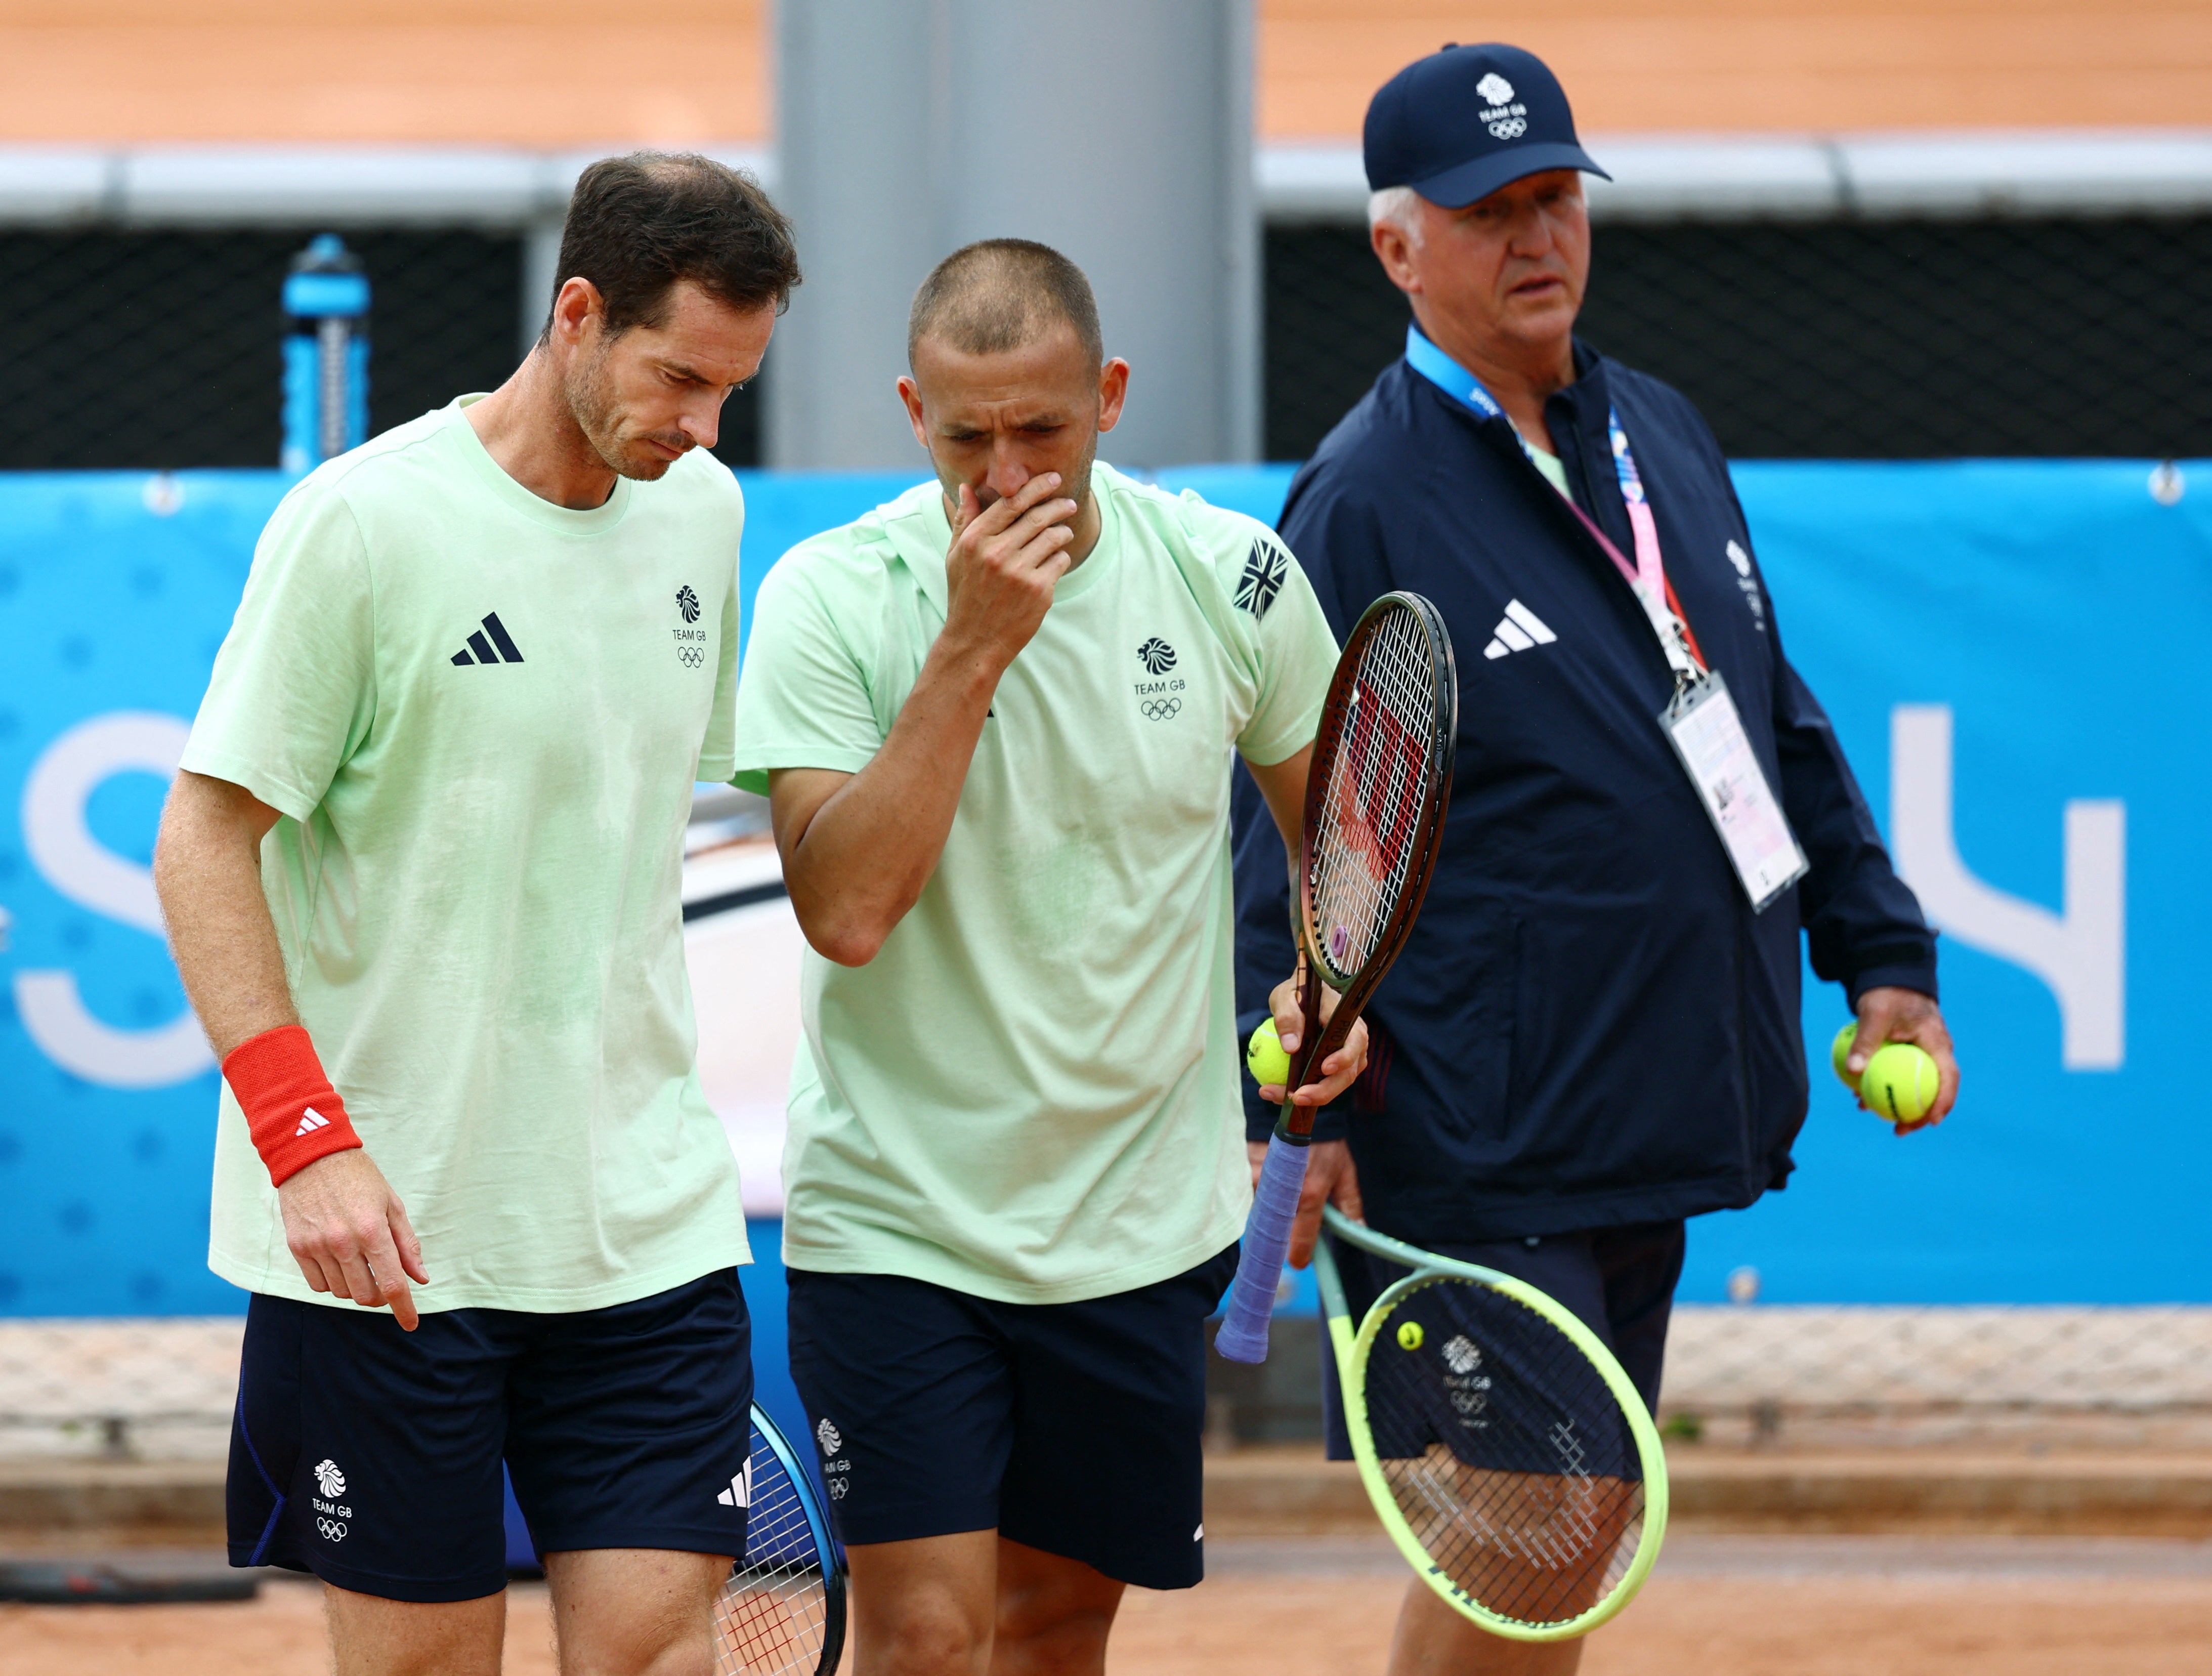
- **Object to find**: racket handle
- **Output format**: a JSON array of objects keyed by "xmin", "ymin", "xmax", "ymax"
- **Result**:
[{"xmin": 1215, "ymin": 1133, "xmax": 1311, "ymax": 1364}]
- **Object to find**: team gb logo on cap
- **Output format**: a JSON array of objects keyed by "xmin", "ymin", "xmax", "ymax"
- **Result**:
[{"xmin": 1475, "ymin": 72, "xmax": 1528, "ymax": 139}]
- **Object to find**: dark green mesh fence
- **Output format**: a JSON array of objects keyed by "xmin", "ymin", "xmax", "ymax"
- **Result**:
[
  {"xmin": 0, "ymin": 229, "xmax": 767, "ymax": 471},
  {"xmin": 3, "ymin": 216, "xmax": 2204, "ymax": 470},
  {"xmin": 1264, "ymin": 215, "xmax": 2212, "ymax": 462}
]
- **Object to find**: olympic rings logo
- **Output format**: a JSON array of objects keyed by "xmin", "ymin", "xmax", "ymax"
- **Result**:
[
  {"xmin": 677, "ymin": 647, "xmax": 705, "ymax": 669},
  {"xmin": 1140, "ymin": 697, "xmax": 1181, "ymax": 722},
  {"xmin": 316, "ymin": 1516, "xmax": 349, "ymax": 1542},
  {"xmin": 1487, "ymin": 117, "xmax": 1528, "ymax": 139}
]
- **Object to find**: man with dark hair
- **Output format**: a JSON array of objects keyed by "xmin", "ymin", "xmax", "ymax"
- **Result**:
[
  {"xmin": 550, "ymin": 152, "xmax": 801, "ymax": 342},
  {"xmin": 152, "ymin": 151, "xmax": 797, "ymax": 1675},
  {"xmin": 728, "ymin": 237, "xmax": 1360, "ymax": 1676}
]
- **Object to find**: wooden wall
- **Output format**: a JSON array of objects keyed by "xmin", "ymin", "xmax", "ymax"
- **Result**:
[
  {"xmin": 1261, "ymin": 1, "xmax": 2212, "ymax": 137},
  {"xmin": 0, "ymin": 2, "xmax": 769, "ymax": 146},
  {"xmin": 0, "ymin": 1, "xmax": 2198, "ymax": 146}
]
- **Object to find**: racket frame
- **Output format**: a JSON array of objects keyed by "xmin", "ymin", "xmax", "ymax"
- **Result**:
[
  {"xmin": 1278, "ymin": 591, "xmax": 1459, "ymax": 1139},
  {"xmin": 1218, "ymin": 591, "xmax": 1458, "ymax": 1365},
  {"xmin": 724, "ymin": 1401, "xmax": 848, "ymax": 1676},
  {"xmin": 1312, "ymin": 1206, "xmax": 1669, "ymax": 1642}
]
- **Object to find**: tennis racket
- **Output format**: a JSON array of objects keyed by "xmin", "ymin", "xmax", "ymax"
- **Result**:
[
  {"xmin": 1215, "ymin": 591, "xmax": 1457, "ymax": 1364},
  {"xmin": 1313, "ymin": 1207, "xmax": 1668, "ymax": 1641},
  {"xmin": 714, "ymin": 1403, "xmax": 847, "ymax": 1676}
]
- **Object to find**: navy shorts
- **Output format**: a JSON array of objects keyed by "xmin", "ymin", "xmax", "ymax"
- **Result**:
[
  {"xmin": 1322, "ymin": 1221, "xmax": 1684, "ymax": 1460},
  {"xmin": 229, "ymin": 1269, "xmax": 753, "ymax": 1602},
  {"xmin": 786, "ymin": 1245, "xmax": 1239, "ymax": 1591}
]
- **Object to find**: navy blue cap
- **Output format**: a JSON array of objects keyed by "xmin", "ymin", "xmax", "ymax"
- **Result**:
[{"xmin": 1364, "ymin": 44, "xmax": 1609, "ymax": 208}]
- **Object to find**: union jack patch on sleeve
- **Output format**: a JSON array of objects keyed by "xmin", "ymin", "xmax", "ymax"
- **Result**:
[{"xmin": 1236, "ymin": 538, "xmax": 1289, "ymax": 620}]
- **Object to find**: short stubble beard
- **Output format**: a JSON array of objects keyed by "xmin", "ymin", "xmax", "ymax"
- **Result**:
[{"xmin": 564, "ymin": 338, "xmax": 680, "ymax": 483}]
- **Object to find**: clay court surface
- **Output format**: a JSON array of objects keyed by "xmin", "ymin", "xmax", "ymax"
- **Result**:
[{"xmin": 6, "ymin": 1536, "xmax": 2212, "ymax": 1676}]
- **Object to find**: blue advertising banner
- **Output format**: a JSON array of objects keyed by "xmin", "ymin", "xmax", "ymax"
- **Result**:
[
  {"xmin": 1, "ymin": 460, "xmax": 2206, "ymax": 1316},
  {"xmin": 2, "ymin": 473, "xmax": 286, "ymax": 1316},
  {"xmin": 1690, "ymin": 460, "xmax": 2205, "ymax": 1306}
]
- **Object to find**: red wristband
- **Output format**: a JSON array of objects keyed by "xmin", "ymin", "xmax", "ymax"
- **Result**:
[{"xmin": 223, "ymin": 1025, "xmax": 364, "ymax": 1187}]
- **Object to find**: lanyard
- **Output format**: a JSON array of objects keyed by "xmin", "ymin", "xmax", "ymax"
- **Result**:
[{"xmin": 1402, "ymin": 325, "xmax": 1706, "ymax": 690}]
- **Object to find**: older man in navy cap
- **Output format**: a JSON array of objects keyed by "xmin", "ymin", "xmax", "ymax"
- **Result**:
[{"xmin": 1233, "ymin": 44, "xmax": 1961, "ymax": 1674}]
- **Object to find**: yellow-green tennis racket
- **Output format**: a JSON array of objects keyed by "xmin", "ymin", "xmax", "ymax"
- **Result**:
[{"xmin": 1312, "ymin": 1206, "xmax": 1668, "ymax": 1641}]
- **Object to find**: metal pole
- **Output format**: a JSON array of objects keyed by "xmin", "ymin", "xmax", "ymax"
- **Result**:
[
  {"xmin": 770, "ymin": 0, "xmax": 1257, "ymax": 471},
  {"xmin": 520, "ymin": 216, "xmax": 564, "ymax": 363}
]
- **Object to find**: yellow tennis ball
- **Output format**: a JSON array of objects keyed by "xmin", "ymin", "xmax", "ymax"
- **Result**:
[
  {"xmin": 1396, "ymin": 1321, "xmax": 1425, "ymax": 1351},
  {"xmin": 1831, "ymin": 1022, "xmax": 1862, "ymax": 1091},
  {"xmin": 1246, "ymin": 1017, "xmax": 1292, "ymax": 1086},
  {"xmin": 1860, "ymin": 1042, "xmax": 1939, "ymax": 1124}
]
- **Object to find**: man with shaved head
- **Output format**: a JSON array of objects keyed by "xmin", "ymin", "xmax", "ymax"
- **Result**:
[{"xmin": 729, "ymin": 238, "xmax": 1362, "ymax": 1675}]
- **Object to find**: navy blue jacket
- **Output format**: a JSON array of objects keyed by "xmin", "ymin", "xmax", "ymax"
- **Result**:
[{"xmin": 1232, "ymin": 344, "xmax": 1937, "ymax": 1243}]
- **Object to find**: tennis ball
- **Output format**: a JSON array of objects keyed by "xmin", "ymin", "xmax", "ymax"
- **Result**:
[
  {"xmin": 1860, "ymin": 1042, "xmax": 1939, "ymax": 1124},
  {"xmin": 1831, "ymin": 1022, "xmax": 1863, "ymax": 1090},
  {"xmin": 1246, "ymin": 1018, "xmax": 1292, "ymax": 1086},
  {"xmin": 1396, "ymin": 1321, "xmax": 1425, "ymax": 1351}
]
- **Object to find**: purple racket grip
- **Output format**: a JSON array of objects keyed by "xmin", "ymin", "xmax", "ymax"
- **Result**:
[{"xmin": 1215, "ymin": 1134, "xmax": 1311, "ymax": 1363}]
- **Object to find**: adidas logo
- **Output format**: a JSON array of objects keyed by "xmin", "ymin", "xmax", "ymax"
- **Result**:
[
  {"xmin": 450, "ymin": 612, "xmax": 525, "ymax": 666},
  {"xmin": 294, "ymin": 1108, "xmax": 331, "ymax": 1138},
  {"xmin": 1482, "ymin": 599, "xmax": 1557, "ymax": 661},
  {"xmin": 715, "ymin": 1460, "xmax": 753, "ymax": 1509}
]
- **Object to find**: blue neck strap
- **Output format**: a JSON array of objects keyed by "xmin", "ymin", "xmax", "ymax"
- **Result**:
[
  {"xmin": 1401, "ymin": 325, "xmax": 1702, "ymax": 678},
  {"xmin": 1402, "ymin": 324, "xmax": 1510, "ymax": 423},
  {"xmin": 1402, "ymin": 324, "xmax": 1648, "ymax": 509}
]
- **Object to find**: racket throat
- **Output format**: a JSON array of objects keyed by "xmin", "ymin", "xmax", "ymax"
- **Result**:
[{"xmin": 1277, "ymin": 956, "xmax": 1329, "ymax": 1142}]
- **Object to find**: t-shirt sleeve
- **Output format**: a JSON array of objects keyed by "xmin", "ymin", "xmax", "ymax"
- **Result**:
[
  {"xmin": 696, "ymin": 477, "xmax": 745, "ymax": 782},
  {"xmin": 1235, "ymin": 531, "xmax": 1339, "ymax": 766},
  {"xmin": 728, "ymin": 546, "xmax": 887, "ymax": 797},
  {"xmin": 178, "ymin": 479, "xmax": 376, "ymax": 822}
]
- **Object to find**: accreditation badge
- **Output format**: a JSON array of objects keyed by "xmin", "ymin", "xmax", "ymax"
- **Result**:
[{"xmin": 1659, "ymin": 670, "xmax": 1809, "ymax": 912}]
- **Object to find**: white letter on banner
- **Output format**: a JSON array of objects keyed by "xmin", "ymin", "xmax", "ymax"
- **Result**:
[
  {"xmin": 1889, "ymin": 703, "xmax": 2124, "ymax": 1070},
  {"xmin": 16, "ymin": 711, "xmax": 216, "ymax": 1088}
]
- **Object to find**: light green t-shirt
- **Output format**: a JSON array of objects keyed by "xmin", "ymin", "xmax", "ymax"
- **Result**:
[
  {"xmin": 183, "ymin": 397, "xmax": 751, "ymax": 1313},
  {"xmin": 731, "ymin": 463, "xmax": 1339, "ymax": 1304}
]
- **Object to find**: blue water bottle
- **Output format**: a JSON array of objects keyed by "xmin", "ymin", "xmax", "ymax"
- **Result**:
[{"xmin": 281, "ymin": 234, "xmax": 370, "ymax": 473}]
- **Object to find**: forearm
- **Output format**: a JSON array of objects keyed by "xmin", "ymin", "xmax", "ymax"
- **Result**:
[
  {"xmin": 1797, "ymin": 816, "xmax": 1938, "ymax": 998},
  {"xmin": 1772, "ymin": 666, "xmax": 1936, "ymax": 998},
  {"xmin": 157, "ymin": 779, "xmax": 421, "ymax": 1319},
  {"xmin": 781, "ymin": 632, "xmax": 1003, "ymax": 965},
  {"xmin": 153, "ymin": 771, "xmax": 294, "ymax": 1059},
  {"xmin": 774, "ymin": 470, "xmax": 1081, "ymax": 965}
]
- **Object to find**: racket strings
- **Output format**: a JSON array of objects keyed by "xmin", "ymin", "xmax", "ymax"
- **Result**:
[
  {"xmin": 1363, "ymin": 1275, "xmax": 1644, "ymax": 1629},
  {"xmin": 1309, "ymin": 608, "xmax": 1443, "ymax": 979},
  {"xmin": 714, "ymin": 1429, "xmax": 836, "ymax": 1676}
]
